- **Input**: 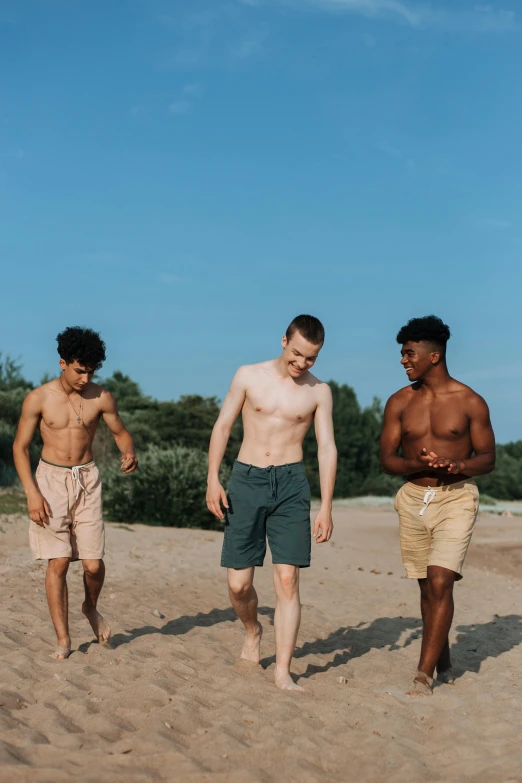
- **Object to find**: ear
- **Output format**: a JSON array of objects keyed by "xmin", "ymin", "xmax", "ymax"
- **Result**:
[
  {"xmin": 282, "ymin": 335, "xmax": 288, "ymax": 349},
  {"xmin": 59, "ymin": 358, "xmax": 66, "ymax": 371},
  {"xmin": 430, "ymin": 351, "xmax": 441, "ymax": 365}
]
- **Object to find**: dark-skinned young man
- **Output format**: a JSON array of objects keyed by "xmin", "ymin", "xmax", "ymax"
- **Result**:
[{"xmin": 380, "ymin": 315, "xmax": 495, "ymax": 696}]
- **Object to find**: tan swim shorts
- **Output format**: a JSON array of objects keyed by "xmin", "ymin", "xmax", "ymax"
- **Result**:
[
  {"xmin": 29, "ymin": 460, "xmax": 105, "ymax": 561},
  {"xmin": 394, "ymin": 479, "xmax": 479, "ymax": 580}
]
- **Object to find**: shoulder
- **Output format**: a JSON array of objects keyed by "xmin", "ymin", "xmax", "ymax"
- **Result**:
[
  {"xmin": 90, "ymin": 384, "xmax": 117, "ymax": 411},
  {"xmin": 385, "ymin": 385, "xmax": 414, "ymax": 409},
  {"xmin": 232, "ymin": 362, "xmax": 269, "ymax": 385},
  {"xmin": 22, "ymin": 386, "xmax": 45, "ymax": 412},
  {"xmin": 460, "ymin": 385, "xmax": 490, "ymax": 416},
  {"xmin": 450, "ymin": 380, "xmax": 489, "ymax": 410},
  {"xmin": 309, "ymin": 375, "xmax": 331, "ymax": 401}
]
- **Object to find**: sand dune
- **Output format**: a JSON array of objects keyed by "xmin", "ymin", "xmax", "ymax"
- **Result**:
[{"xmin": 1, "ymin": 504, "xmax": 522, "ymax": 782}]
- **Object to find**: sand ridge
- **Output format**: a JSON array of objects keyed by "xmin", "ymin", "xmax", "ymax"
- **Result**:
[{"xmin": 1, "ymin": 506, "xmax": 522, "ymax": 782}]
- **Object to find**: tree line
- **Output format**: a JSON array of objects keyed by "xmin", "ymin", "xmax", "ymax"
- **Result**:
[{"xmin": 0, "ymin": 353, "xmax": 517, "ymax": 527}]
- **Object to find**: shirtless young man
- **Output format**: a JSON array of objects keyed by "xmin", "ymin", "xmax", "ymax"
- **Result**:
[
  {"xmin": 13, "ymin": 327, "xmax": 137, "ymax": 659},
  {"xmin": 380, "ymin": 315, "xmax": 495, "ymax": 696},
  {"xmin": 206, "ymin": 315, "xmax": 337, "ymax": 692}
]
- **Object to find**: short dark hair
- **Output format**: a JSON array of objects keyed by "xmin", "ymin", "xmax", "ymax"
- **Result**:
[
  {"xmin": 396, "ymin": 315, "xmax": 451, "ymax": 355},
  {"xmin": 286, "ymin": 314, "xmax": 325, "ymax": 345},
  {"xmin": 56, "ymin": 326, "xmax": 106, "ymax": 371}
]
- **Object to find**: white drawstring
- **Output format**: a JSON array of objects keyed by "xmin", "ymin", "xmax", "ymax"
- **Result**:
[
  {"xmin": 419, "ymin": 487, "xmax": 436, "ymax": 516},
  {"xmin": 71, "ymin": 465, "xmax": 87, "ymax": 500}
]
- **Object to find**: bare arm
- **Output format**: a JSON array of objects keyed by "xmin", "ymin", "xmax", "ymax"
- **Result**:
[
  {"xmin": 100, "ymin": 391, "xmax": 138, "ymax": 473},
  {"xmin": 312, "ymin": 384, "xmax": 337, "ymax": 543},
  {"xmin": 206, "ymin": 367, "xmax": 248, "ymax": 520},
  {"xmin": 428, "ymin": 395, "xmax": 496, "ymax": 476},
  {"xmin": 13, "ymin": 389, "xmax": 50, "ymax": 525},
  {"xmin": 380, "ymin": 394, "xmax": 431, "ymax": 476}
]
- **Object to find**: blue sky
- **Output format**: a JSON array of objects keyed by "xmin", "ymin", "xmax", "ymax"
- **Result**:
[{"xmin": 1, "ymin": 0, "xmax": 521, "ymax": 442}]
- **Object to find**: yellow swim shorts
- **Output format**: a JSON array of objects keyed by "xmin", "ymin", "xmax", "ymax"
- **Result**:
[{"xmin": 394, "ymin": 479, "xmax": 479, "ymax": 580}]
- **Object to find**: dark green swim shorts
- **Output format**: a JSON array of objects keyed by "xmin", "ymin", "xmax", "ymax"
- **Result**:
[{"xmin": 221, "ymin": 460, "xmax": 312, "ymax": 569}]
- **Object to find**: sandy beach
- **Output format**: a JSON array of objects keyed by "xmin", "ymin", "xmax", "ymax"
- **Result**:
[{"xmin": 1, "ymin": 502, "xmax": 522, "ymax": 783}]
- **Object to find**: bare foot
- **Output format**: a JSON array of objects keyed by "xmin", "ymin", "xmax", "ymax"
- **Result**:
[
  {"xmin": 407, "ymin": 670, "xmax": 433, "ymax": 698},
  {"xmin": 51, "ymin": 644, "xmax": 71, "ymax": 660},
  {"xmin": 82, "ymin": 602, "xmax": 111, "ymax": 644},
  {"xmin": 436, "ymin": 667, "xmax": 455, "ymax": 685},
  {"xmin": 240, "ymin": 622, "xmax": 263, "ymax": 664},
  {"xmin": 274, "ymin": 669, "xmax": 305, "ymax": 692}
]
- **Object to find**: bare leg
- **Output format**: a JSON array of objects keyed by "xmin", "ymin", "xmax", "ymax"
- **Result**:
[
  {"xmin": 436, "ymin": 638, "xmax": 455, "ymax": 684},
  {"xmin": 408, "ymin": 566, "xmax": 456, "ymax": 697},
  {"xmin": 228, "ymin": 567, "xmax": 263, "ymax": 663},
  {"xmin": 81, "ymin": 559, "xmax": 111, "ymax": 644},
  {"xmin": 45, "ymin": 557, "xmax": 71, "ymax": 659},
  {"xmin": 273, "ymin": 564, "xmax": 303, "ymax": 692}
]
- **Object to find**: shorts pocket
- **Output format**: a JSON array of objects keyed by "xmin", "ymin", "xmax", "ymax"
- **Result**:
[
  {"xmin": 394, "ymin": 485, "xmax": 404, "ymax": 513},
  {"xmin": 465, "ymin": 485, "xmax": 479, "ymax": 514}
]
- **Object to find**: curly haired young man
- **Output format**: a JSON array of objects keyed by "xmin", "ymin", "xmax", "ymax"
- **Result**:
[
  {"xmin": 13, "ymin": 327, "xmax": 137, "ymax": 659},
  {"xmin": 380, "ymin": 315, "xmax": 495, "ymax": 696}
]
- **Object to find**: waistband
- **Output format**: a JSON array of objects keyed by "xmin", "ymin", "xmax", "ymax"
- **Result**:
[
  {"xmin": 233, "ymin": 459, "xmax": 305, "ymax": 476},
  {"xmin": 39, "ymin": 459, "xmax": 96, "ymax": 471},
  {"xmin": 401, "ymin": 478, "xmax": 476, "ymax": 498}
]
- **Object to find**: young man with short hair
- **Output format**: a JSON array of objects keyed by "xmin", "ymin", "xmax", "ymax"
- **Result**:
[
  {"xmin": 380, "ymin": 315, "xmax": 495, "ymax": 696},
  {"xmin": 13, "ymin": 327, "xmax": 138, "ymax": 659},
  {"xmin": 207, "ymin": 315, "xmax": 337, "ymax": 691}
]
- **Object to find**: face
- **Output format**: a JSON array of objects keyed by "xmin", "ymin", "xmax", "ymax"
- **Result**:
[
  {"xmin": 281, "ymin": 331, "xmax": 322, "ymax": 379},
  {"xmin": 400, "ymin": 341, "xmax": 440, "ymax": 382},
  {"xmin": 59, "ymin": 359, "xmax": 95, "ymax": 390}
]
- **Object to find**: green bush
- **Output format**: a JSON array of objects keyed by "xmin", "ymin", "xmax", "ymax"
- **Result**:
[
  {"xmin": 359, "ymin": 473, "xmax": 402, "ymax": 496},
  {"xmin": 101, "ymin": 444, "xmax": 230, "ymax": 529}
]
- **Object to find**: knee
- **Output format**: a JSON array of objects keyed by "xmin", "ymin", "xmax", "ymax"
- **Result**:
[
  {"xmin": 82, "ymin": 559, "xmax": 103, "ymax": 578},
  {"xmin": 48, "ymin": 557, "xmax": 70, "ymax": 577},
  {"xmin": 275, "ymin": 568, "xmax": 299, "ymax": 598},
  {"xmin": 428, "ymin": 575, "xmax": 454, "ymax": 601},
  {"xmin": 229, "ymin": 581, "xmax": 252, "ymax": 601}
]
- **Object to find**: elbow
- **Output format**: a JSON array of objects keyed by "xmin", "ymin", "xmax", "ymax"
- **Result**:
[
  {"xmin": 318, "ymin": 444, "xmax": 337, "ymax": 461},
  {"xmin": 12, "ymin": 439, "xmax": 25, "ymax": 457},
  {"xmin": 485, "ymin": 459, "xmax": 496, "ymax": 475},
  {"xmin": 380, "ymin": 457, "xmax": 392, "ymax": 475},
  {"xmin": 213, "ymin": 421, "xmax": 232, "ymax": 439}
]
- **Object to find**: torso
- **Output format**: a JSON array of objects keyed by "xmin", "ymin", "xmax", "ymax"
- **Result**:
[
  {"xmin": 238, "ymin": 361, "xmax": 324, "ymax": 467},
  {"xmin": 38, "ymin": 380, "xmax": 105, "ymax": 466},
  {"xmin": 397, "ymin": 379, "xmax": 476, "ymax": 487}
]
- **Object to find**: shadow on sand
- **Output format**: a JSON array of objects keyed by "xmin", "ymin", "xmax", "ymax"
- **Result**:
[
  {"xmin": 260, "ymin": 616, "xmax": 422, "ymax": 677},
  {"xmin": 82, "ymin": 606, "xmax": 522, "ymax": 682}
]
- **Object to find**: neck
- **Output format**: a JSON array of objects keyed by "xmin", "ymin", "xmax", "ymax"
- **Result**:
[
  {"xmin": 419, "ymin": 364, "xmax": 451, "ymax": 391},
  {"xmin": 274, "ymin": 355, "xmax": 298, "ymax": 381},
  {"xmin": 59, "ymin": 374, "xmax": 75, "ymax": 395}
]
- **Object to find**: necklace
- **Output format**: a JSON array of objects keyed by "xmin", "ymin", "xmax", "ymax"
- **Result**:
[{"xmin": 59, "ymin": 376, "xmax": 83, "ymax": 425}]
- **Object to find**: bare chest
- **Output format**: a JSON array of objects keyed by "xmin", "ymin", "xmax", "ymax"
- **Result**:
[
  {"xmin": 244, "ymin": 384, "xmax": 316, "ymax": 426},
  {"xmin": 402, "ymin": 398, "xmax": 469, "ymax": 442},
  {"xmin": 40, "ymin": 396, "xmax": 101, "ymax": 432}
]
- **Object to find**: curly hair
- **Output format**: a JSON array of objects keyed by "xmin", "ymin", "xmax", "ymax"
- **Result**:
[
  {"xmin": 286, "ymin": 314, "xmax": 325, "ymax": 345},
  {"xmin": 56, "ymin": 327, "xmax": 106, "ymax": 371},
  {"xmin": 396, "ymin": 315, "xmax": 451, "ymax": 355}
]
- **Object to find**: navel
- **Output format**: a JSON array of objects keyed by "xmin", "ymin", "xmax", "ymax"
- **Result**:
[
  {"xmin": 266, "ymin": 452, "xmax": 270, "ymax": 457},
  {"xmin": 296, "ymin": 414, "xmax": 302, "ymax": 420}
]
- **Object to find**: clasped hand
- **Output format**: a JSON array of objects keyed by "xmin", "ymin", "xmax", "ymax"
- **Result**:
[{"xmin": 418, "ymin": 448, "xmax": 463, "ymax": 475}]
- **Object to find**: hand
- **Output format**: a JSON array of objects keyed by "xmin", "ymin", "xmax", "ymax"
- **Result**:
[
  {"xmin": 27, "ymin": 490, "xmax": 50, "ymax": 527},
  {"xmin": 427, "ymin": 453, "xmax": 463, "ymax": 474},
  {"xmin": 206, "ymin": 480, "xmax": 229, "ymax": 520},
  {"xmin": 121, "ymin": 453, "xmax": 138, "ymax": 474},
  {"xmin": 313, "ymin": 507, "xmax": 333, "ymax": 543},
  {"xmin": 418, "ymin": 448, "xmax": 437, "ymax": 467}
]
